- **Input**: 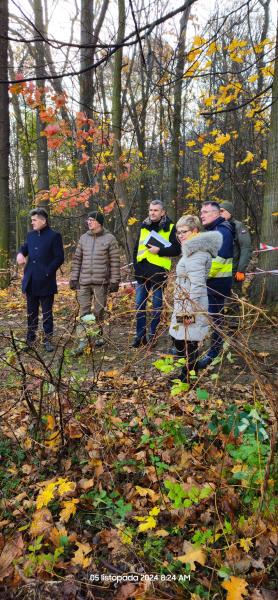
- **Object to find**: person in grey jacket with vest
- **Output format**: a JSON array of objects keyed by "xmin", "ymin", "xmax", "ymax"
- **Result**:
[
  {"xmin": 70, "ymin": 211, "xmax": 120, "ymax": 349},
  {"xmin": 169, "ymin": 215, "xmax": 222, "ymax": 383}
]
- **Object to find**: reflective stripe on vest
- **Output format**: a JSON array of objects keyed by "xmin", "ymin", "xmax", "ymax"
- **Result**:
[
  {"xmin": 136, "ymin": 224, "xmax": 174, "ymax": 271},
  {"xmin": 209, "ymin": 255, "xmax": 233, "ymax": 278}
]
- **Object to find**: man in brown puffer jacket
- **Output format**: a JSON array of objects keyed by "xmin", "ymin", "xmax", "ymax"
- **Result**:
[{"xmin": 70, "ymin": 211, "xmax": 120, "ymax": 349}]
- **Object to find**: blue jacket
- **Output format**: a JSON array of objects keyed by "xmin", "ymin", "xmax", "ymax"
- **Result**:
[
  {"xmin": 19, "ymin": 226, "xmax": 64, "ymax": 296},
  {"xmin": 204, "ymin": 217, "xmax": 234, "ymax": 295}
]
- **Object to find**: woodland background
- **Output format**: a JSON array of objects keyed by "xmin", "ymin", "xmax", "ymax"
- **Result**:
[{"xmin": 0, "ymin": 1, "xmax": 277, "ymax": 599}]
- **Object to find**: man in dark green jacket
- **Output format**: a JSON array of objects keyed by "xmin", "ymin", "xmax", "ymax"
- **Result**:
[
  {"xmin": 220, "ymin": 201, "xmax": 252, "ymax": 326},
  {"xmin": 220, "ymin": 201, "xmax": 252, "ymax": 281}
]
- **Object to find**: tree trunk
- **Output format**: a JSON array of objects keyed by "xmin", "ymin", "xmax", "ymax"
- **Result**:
[
  {"xmin": 0, "ymin": 0, "xmax": 10, "ymax": 288},
  {"xmin": 34, "ymin": 0, "xmax": 49, "ymax": 201},
  {"xmin": 168, "ymin": 6, "xmax": 191, "ymax": 220},
  {"xmin": 250, "ymin": 14, "xmax": 278, "ymax": 309},
  {"xmin": 112, "ymin": 0, "xmax": 133, "ymax": 259},
  {"xmin": 79, "ymin": 0, "xmax": 109, "ymax": 186}
]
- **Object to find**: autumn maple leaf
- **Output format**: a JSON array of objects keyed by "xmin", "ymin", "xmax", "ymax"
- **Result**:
[
  {"xmin": 59, "ymin": 499, "xmax": 79, "ymax": 522},
  {"xmin": 177, "ymin": 541, "xmax": 206, "ymax": 570},
  {"xmin": 71, "ymin": 541, "xmax": 92, "ymax": 568},
  {"xmin": 222, "ymin": 576, "xmax": 248, "ymax": 600}
]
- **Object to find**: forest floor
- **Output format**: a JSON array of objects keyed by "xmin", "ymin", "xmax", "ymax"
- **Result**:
[{"xmin": 0, "ymin": 270, "xmax": 277, "ymax": 600}]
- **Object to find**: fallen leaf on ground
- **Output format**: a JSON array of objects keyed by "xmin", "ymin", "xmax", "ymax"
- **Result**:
[
  {"xmin": 177, "ymin": 541, "xmax": 206, "ymax": 570},
  {"xmin": 71, "ymin": 541, "xmax": 92, "ymax": 568},
  {"xmin": 29, "ymin": 508, "xmax": 53, "ymax": 538},
  {"xmin": 0, "ymin": 533, "xmax": 24, "ymax": 580},
  {"xmin": 222, "ymin": 576, "xmax": 248, "ymax": 600},
  {"xmin": 115, "ymin": 583, "xmax": 137, "ymax": 600},
  {"xmin": 59, "ymin": 498, "xmax": 79, "ymax": 522}
]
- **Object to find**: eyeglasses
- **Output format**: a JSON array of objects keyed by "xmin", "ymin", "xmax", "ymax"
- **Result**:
[{"xmin": 176, "ymin": 229, "xmax": 191, "ymax": 236}]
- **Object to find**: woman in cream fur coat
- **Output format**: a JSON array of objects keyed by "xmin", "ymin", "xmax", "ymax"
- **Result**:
[{"xmin": 169, "ymin": 215, "xmax": 222, "ymax": 382}]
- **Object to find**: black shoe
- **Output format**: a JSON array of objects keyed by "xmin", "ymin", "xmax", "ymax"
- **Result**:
[
  {"xmin": 197, "ymin": 354, "xmax": 213, "ymax": 369},
  {"xmin": 147, "ymin": 334, "xmax": 157, "ymax": 348},
  {"xmin": 131, "ymin": 335, "xmax": 147, "ymax": 348},
  {"xmin": 44, "ymin": 340, "xmax": 54, "ymax": 352},
  {"xmin": 23, "ymin": 339, "xmax": 35, "ymax": 352},
  {"xmin": 168, "ymin": 346, "xmax": 184, "ymax": 358}
]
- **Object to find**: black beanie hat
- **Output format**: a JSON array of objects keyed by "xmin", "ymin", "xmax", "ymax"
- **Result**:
[{"xmin": 88, "ymin": 211, "xmax": 104, "ymax": 226}]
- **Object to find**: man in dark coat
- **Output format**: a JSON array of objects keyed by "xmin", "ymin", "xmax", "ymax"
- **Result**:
[
  {"xmin": 198, "ymin": 201, "xmax": 234, "ymax": 368},
  {"xmin": 16, "ymin": 207, "xmax": 64, "ymax": 352},
  {"xmin": 132, "ymin": 200, "xmax": 180, "ymax": 347}
]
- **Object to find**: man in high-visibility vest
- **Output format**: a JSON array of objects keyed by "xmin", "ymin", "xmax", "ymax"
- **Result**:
[
  {"xmin": 198, "ymin": 201, "xmax": 234, "ymax": 368},
  {"xmin": 132, "ymin": 200, "xmax": 180, "ymax": 348}
]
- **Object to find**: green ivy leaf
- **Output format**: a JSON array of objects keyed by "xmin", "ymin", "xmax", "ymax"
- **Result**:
[{"xmin": 196, "ymin": 387, "xmax": 209, "ymax": 401}]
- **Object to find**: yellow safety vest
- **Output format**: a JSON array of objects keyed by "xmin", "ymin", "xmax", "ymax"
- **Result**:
[
  {"xmin": 209, "ymin": 255, "xmax": 233, "ymax": 278},
  {"xmin": 136, "ymin": 225, "xmax": 174, "ymax": 271}
]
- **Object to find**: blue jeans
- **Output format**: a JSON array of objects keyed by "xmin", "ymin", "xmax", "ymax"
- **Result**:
[
  {"xmin": 207, "ymin": 291, "xmax": 225, "ymax": 358},
  {"xmin": 135, "ymin": 280, "xmax": 163, "ymax": 339}
]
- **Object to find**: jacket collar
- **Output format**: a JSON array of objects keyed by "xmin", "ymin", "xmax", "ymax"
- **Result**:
[
  {"xmin": 87, "ymin": 227, "xmax": 104, "ymax": 237},
  {"xmin": 204, "ymin": 216, "xmax": 225, "ymax": 231},
  {"xmin": 142, "ymin": 215, "xmax": 172, "ymax": 232},
  {"xmin": 182, "ymin": 231, "xmax": 223, "ymax": 257}
]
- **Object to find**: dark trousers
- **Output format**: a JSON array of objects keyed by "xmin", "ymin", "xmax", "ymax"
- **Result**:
[
  {"xmin": 135, "ymin": 279, "xmax": 164, "ymax": 339},
  {"xmin": 173, "ymin": 338, "xmax": 199, "ymax": 382},
  {"xmin": 26, "ymin": 293, "xmax": 54, "ymax": 342},
  {"xmin": 207, "ymin": 291, "xmax": 225, "ymax": 358}
]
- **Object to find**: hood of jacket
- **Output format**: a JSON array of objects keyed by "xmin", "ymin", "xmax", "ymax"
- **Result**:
[{"xmin": 182, "ymin": 231, "xmax": 223, "ymax": 257}]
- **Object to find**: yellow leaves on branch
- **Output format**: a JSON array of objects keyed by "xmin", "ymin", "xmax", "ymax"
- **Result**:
[
  {"xmin": 201, "ymin": 134, "xmax": 229, "ymax": 163},
  {"xmin": 261, "ymin": 159, "xmax": 267, "ymax": 170},
  {"xmin": 226, "ymin": 40, "xmax": 248, "ymax": 52},
  {"xmin": 134, "ymin": 506, "xmax": 160, "ymax": 532},
  {"xmin": 213, "ymin": 152, "xmax": 225, "ymax": 163},
  {"xmin": 222, "ymin": 576, "xmax": 248, "ymax": 600},
  {"xmin": 215, "ymin": 133, "xmax": 230, "ymax": 146},
  {"xmin": 184, "ymin": 61, "xmax": 200, "ymax": 78},
  {"xmin": 260, "ymin": 64, "xmax": 274, "ymax": 77},
  {"xmin": 247, "ymin": 74, "xmax": 258, "ymax": 84},
  {"xmin": 236, "ymin": 151, "xmax": 254, "ymax": 167},
  {"xmin": 192, "ymin": 36, "xmax": 207, "ymax": 47},
  {"xmin": 127, "ymin": 217, "xmax": 138, "ymax": 226},
  {"xmin": 253, "ymin": 38, "xmax": 272, "ymax": 54},
  {"xmin": 206, "ymin": 41, "xmax": 218, "ymax": 56},
  {"xmin": 203, "ymin": 95, "xmax": 216, "ymax": 107},
  {"xmin": 177, "ymin": 541, "xmax": 206, "ymax": 570}
]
